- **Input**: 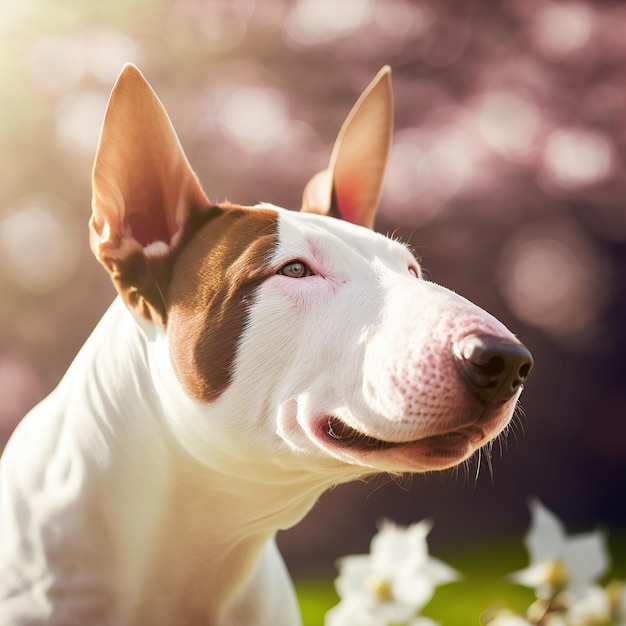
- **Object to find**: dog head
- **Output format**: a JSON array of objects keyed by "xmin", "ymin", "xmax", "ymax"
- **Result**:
[{"xmin": 90, "ymin": 65, "xmax": 532, "ymax": 481}]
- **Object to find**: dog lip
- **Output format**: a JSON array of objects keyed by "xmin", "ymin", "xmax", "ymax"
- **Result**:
[
  {"xmin": 323, "ymin": 416, "xmax": 484, "ymax": 452},
  {"xmin": 325, "ymin": 416, "xmax": 397, "ymax": 451}
]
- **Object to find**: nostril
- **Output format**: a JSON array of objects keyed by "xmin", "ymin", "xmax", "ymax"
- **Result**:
[
  {"xmin": 480, "ymin": 355, "xmax": 506, "ymax": 377},
  {"xmin": 519, "ymin": 362, "xmax": 532, "ymax": 379},
  {"xmin": 454, "ymin": 334, "xmax": 534, "ymax": 405}
]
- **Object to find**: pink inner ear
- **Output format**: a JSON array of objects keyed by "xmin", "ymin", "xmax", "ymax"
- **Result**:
[
  {"xmin": 336, "ymin": 188, "xmax": 359, "ymax": 224},
  {"xmin": 128, "ymin": 208, "xmax": 170, "ymax": 248},
  {"xmin": 335, "ymin": 182, "xmax": 360, "ymax": 226}
]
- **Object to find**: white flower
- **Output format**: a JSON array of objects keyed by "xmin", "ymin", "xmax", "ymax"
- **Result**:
[
  {"xmin": 509, "ymin": 500, "xmax": 610, "ymax": 597},
  {"xmin": 325, "ymin": 519, "xmax": 459, "ymax": 626},
  {"xmin": 325, "ymin": 597, "xmax": 439, "ymax": 626},
  {"xmin": 564, "ymin": 585, "xmax": 611, "ymax": 626}
]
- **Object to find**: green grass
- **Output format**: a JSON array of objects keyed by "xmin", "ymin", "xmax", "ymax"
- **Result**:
[
  {"xmin": 296, "ymin": 579, "xmax": 340, "ymax": 626},
  {"xmin": 294, "ymin": 533, "xmax": 626, "ymax": 626}
]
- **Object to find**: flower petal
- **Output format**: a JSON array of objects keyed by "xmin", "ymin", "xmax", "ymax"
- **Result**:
[
  {"xmin": 509, "ymin": 563, "xmax": 551, "ymax": 588},
  {"xmin": 392, "ymin": 572, "xmax": 435, "ymax": 608},
  {"xmin": 374, "ymin": 599, "xmax": 420, "ymax": 624},
  {"xmin": 334, "ymin": 554, "xmax": 374, "ymax": 599},
  {"xmin": 421, "ymin": 556, "xmax": 462, "ymax": 586},
  {"xmin": 565, "ymin": 585, "xmax": 611, "ymax": 626},
  {"xmin": 562, "ymin": 531, "xmax": 610, "ymax": 585},
  {"xmin": 371, "ymin": 519, "xmax": 431, "ymax": 569},
  {"xmin": 525, "ymin": 500, "xmax": 566, "ymax": 563},
  {"xmin": 325, "ymin": 598, "xmax": 383, "ymax": 626}
]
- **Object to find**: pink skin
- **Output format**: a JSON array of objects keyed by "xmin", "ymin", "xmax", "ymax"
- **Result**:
[{"xmin": 269, "ymin": 233, "xmax": 521, "ymax": 474}]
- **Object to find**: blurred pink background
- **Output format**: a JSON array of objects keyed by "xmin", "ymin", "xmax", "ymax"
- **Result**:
[{"xmin": 1, "ymin": 0, "xmax": 625, "ymax": 577}]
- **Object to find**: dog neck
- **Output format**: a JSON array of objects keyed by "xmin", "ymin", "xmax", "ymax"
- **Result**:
[
  {"xmin": 43, "ymin": 298, "xmax": 327, "ymax": 624},
  {"xmin": 134, "ymin": 449, "xmax": 324, "ymax": 624}
]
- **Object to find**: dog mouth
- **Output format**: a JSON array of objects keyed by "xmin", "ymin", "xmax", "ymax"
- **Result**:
[
  {"xmin": 323, "ymin": 416, "xmax": 483, "ymax": 455},
  {"xmin": 326, "ymin": 416, "xmax": 397, "ymax": 450}
]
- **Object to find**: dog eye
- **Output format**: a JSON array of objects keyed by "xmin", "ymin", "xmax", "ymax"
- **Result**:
[
  {"xmin": 278, "ymin": 261, "xmax": 313, "ymax": 278},
  {"xmin": 408, "ymin": 266, "xmax": 420, "ymax": 278}
]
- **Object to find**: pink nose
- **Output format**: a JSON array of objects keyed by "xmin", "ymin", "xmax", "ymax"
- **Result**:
[{"xmin": 454, "ymin": 335, "xmax": 534, "ymax": 405}]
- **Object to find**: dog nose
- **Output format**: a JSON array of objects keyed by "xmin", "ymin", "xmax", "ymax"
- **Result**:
[{"xmin": 454, "ymin": 334, "xmax": 534, "ymax": 405}]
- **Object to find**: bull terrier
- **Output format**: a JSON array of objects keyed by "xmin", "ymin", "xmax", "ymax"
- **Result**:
[{"xmin": 0, "ymin": 64, "xmax": 533, "ymax": 625}]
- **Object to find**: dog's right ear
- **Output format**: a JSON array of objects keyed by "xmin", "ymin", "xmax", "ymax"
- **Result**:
[
  {"xmin": 90, "ymin": 64, "xmax": 209, "ymax": 325},
  {"xmin": 301, "ymin": 66, "xmax": 393, "ymax": 230}
]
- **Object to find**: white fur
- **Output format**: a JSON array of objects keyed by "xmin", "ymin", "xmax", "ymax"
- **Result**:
[
  {"xmin": 0, "ymin": 61, "xmax": 534, "ymax": 625},
  {"xmin": 0, "ymin": 207, "xmax": 524, "ymax": 625}
]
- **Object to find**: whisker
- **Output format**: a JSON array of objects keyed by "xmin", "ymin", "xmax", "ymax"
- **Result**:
[{"xmin": 484, "ymin": 441, "xmax": 495, "ymax": 487}]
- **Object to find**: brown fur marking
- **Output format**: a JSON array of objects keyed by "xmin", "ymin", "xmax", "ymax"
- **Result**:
[{"xmin": 166, "ymin": 205, "xmax": 279, "ymax": 402}]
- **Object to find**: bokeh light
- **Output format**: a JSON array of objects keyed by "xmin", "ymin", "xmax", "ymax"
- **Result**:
[
  {"xmin": 530, "ymin": 1, "xmax": 594, "ymax": 59},
  {"xmin": 28, "ymin": 35, "xmax": 86, "ymax": 95},
  {"xmin": 542, "ymin": 127, "xmax": 614, "ymax": 189},
  {"xmin": 56, "ymin": 90, "xmax": 109, "ymax": 158},
  {"xmin": 165, "ymin": 1, "xmax": 248, "ymax": 57},
  {"xmin": 285, "ymin": 0, "xmax": 373, "ymax": 46},
  {"xmin": 214, "ymin": 85, "xmax": 291, "ymax": 153},
  {"xmin": 497, "ymin": 221, "xmax": 609, "ymax": 343},
  {"xmin": 475, "ymin": 91, "xmax": 542, "ymax": 160},
  {"xmin": 382, "ymin": 123, "xmax": 479, "ymax": 226},
  {"xmin": 0, "ymin": 197, "xmax": 81, "ymax": 293},
  {"xmin": 373, "ymin": 0, "xmax": 435, "ymax": 40},
  {"xmin": 83, "ymin": 28, "xmax": 140, "ymax": 84}
]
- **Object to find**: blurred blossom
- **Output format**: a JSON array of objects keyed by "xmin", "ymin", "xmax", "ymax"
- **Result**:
[
  {"xmin": 542, "ymin": 128, "xmax": 614, "ymax": 189},
  {"xmin": 563, "ymin": 585, "xmax": 612, "ymax": 626},
  {"xmin": 285, "ymin": 0, "xmax": 373, "ymax": 46},
  {"xmin": 382, "ymin": 126, "xmax": 476, "ymax": 226},
  {"xmin": 326, "ymin": 519, "xmax": 458, "ymax": 626},
  {"xmin": 215, "ymin": 85, "xmax": 291, "ymax": 153},
  {"xmin": 166, "ymin": 2, "xmax": 247, "ymax": 57},
  {"xmin": 82, "ymin": 29, "xmax": 140, "ymax": 84},
  {"xmin": 475, "ymin": 91, "xmax": 542, "ymax": 160},
  {"xmin": 56, "ymin": 90, "xmax": 109, "ymax": 158},
  {"xmin": 0, "ymin": 198, "xmax": 80, "ymax": 293},
  {"xmin": 373, "ymin": 0, "xmax": 436, "ymax": 39},
  {"xmin": 530, "ymin": 2, "xmax": 594, "ymax": 59},
  {"xmin": 383, "ymin": 142, "xmax": 440, "ymax": 225},
  {"xmin": 29, "ymin": 35, "xmax": 85, "ymax": 95},
  {"xmin": 510, "ymin": 500, "xmax": 609, "ymax": 598},
  {"xmin": 420, "ymin": 15, "xmax": 470, "ymax": 68},
  {"xmin": 244, "ymin": 0, "xmax": 286, "ymax": 29},
  {"xmin": 597, "ymin": 5, "xmax": 626, "ymax": 62},
  {"xmin": 497, "ymin": 221, "xmax": 609, "ymax": 341},
  {"xmin": 485, "ymin": 503, "xmax": 625, "ymax": 626},
  {"xmin": 0, "ymin": 358, "xmax": 42, "ymax": 434},
  {"xmin": 425, "ymin": 142, "xmax": 473, "ymax": 199}
]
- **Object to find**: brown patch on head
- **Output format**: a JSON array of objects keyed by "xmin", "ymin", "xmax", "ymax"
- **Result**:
[
  {"xmin": 96, "ymin": 242, "xmax": 173, "ymax": 326},
  {"xmin": 166, "ymin": 205, "xmax": 278, "ymax": 402}
]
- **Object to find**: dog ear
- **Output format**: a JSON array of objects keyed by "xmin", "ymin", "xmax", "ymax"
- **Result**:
[
  {"xmin": 90, "ymin": 64, "xmax": 209, "ymax": 324},
  {"xmin": 301, "ymin": 66, "xmax": 393, "ymax": 230}
]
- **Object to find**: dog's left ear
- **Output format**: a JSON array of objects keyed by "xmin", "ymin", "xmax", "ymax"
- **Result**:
[
  {"xmin": 301, "ymin": 66, "xmax": 393, "ymax": 229},
  {"xmin": 90, "ymin": 64, "xmax": 209, "ymax": 324}
]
